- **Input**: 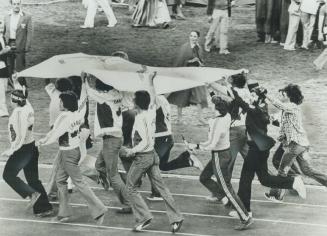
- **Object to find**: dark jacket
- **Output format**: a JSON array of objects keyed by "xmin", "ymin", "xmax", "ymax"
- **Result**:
[{"xmin": 232, "ymin": 90, "xmax": 276, "ymax": 151}]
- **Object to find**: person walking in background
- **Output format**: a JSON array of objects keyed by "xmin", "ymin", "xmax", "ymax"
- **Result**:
[
  {"xmin": 205, "ymin": 0, "xmax": 233, "ymax": 54},
  {"xmin": 0, "ymin": 18, "xmax": 11, "ymax": 117},
  {"xmin": 255, "ymin": 0, "xmax": 274, "ymax": 43},
  {"xmin": 4, "ymin": 0, "xmax": 33, "ymax": 73},
  {"xmin": 168, "ymin": 31, "xmax": 208, "ymax": 125},
  {"xmin": 300, "ymin": 0, "xmax": 321, "ymax": 49},
  {"xmin": 283, "ymin": 0, "xmax": 302, "ymax": 51},
  {"xmin": 167, "ymin": 0, "xmax": 186, "ymax": 20},
  {"xmin": 37, "ymin": 91, "xmax": 107, "ymax": 224},
  {"xmin": 2, "ymin": 78, "xmax": 53, "ymax": 218},
  {"xmin": 80, "ymin": 0, "xmax": 117, "ymax": 28}
]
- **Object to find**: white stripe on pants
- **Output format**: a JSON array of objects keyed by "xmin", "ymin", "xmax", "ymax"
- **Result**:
[
  {"xmin": 0, "ymin": 78, "xmax": 9, "ymax": 117},
  {"xmin": 300, "ymin": 12, "xmax": 316, "ymax": 48},
  {"xmin": 83, "ymin": 0, "xmax": 117, "ymax": 27},
  {"xmin": 284, "ymin": 13, "xmax": 300, "ymax": 50},
  {"xmin": 205, "ymin": 9, "xmax": 229, "ymax": 52}
]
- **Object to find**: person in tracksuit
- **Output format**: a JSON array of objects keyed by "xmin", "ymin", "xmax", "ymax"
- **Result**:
[
  {"xmin": 189, "ymin": 95, "xmax": 253, "ymax": 230},
  {"xmin": 37, "ymin": 91, "xmax": 107, "ymax": 224},
  {"xmin": 122, "ymin": 72, "xmax": 184, "ymax": 232}
]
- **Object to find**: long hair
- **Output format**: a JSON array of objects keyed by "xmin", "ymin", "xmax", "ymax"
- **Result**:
[{"xmin": 59, "ymin": 91, "xmax": 78, "ymax": 112}]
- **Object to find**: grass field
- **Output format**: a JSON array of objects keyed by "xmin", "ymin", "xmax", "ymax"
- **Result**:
[{"xmin": 0, "ymin": 1, "xmax": 327, "ymax": 184}]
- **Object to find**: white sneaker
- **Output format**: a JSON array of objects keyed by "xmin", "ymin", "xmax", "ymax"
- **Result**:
[
  {"xmin": 204, "ymin": 45, "xmax": 211, "ymax": 52},
  {"xmin": 221, "ymin": 196, "xmax": 229, "ymax": 205},
  {"xmin": 146, "ymin": 195, "xmax": 163, "ymax": 201},
  {"xmin": 284, "ymin": 47, "xmax": 296, "ymax": 51},
  {"xmin": 229, "ymin": 210, "xmax": 252, "ymax": 219},
  {"xmin": 264, "ymin": 192, "xmax": 284, "ymax": 203},
  {"xmin": 205, "ymin": 195, "xmax": 219, "ymax": 202},
  {"xmin": 80, "ymin": 25, "xmax": 93, "ymax": 29},
  {"xmin": 189, "ymin": 153, "xmax": 203, "ymax": 171},
  {"xmin": 292, "ymin": 176, "xmax": 306, "ymax": 199}
]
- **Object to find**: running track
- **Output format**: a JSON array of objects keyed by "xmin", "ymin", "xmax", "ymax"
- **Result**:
[{"xmin": 0, "ymin": 163, "xmax": 326, "ymax": 236}]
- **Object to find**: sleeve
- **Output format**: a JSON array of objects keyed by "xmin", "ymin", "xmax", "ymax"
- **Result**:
[
  {"xmin": 85, "ymin": 81, "xmax": 121, "ymax": 104},
  {"xmin": 25, "ymin": 15, "xmax": 33, "ymax": 51},
  {"xmin": 9, "ymin": 110, "xmax": 29, "ymax": 153},
  {"xmin": 41, "ymin": 114, "xmax": 70, "ymax": 146},
  {"xmin": 200, "ymin": 119, "xmax": 224, "ymax": 150},
  {"xmin": 45, "ymin": 83, "xmax": 56, "ymax": 97},
  {"xmin": 131, "ymin": 114, "xmax": 153, "ymax": 153},
  {"xmin": 266, "ymin": 95, "xmax": 296, "ymax": 113},
  {"xmin": 121, "ymin": 91, "xmax": 134, "ymax": 110}
]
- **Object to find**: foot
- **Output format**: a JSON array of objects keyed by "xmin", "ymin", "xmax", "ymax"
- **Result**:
[
  {"xmin": 234, "ymin": 217, "xmax": 254, "ymax": 231},
  {"xmin": 205, "ymin": 195, "xmax": 219, "ymax": 202},
  {"xmin": 300, "ymin": 45, "xmax": 309, "ymax": 50},
  {"xmin": 171, "ymin": 220, "xmax": 184, "ymax": 233},
  {"xmin": 176, "ymin": 15, "xmax": 186, "ymax": 20},
  {"xmin": 270, "ymin": 40, "xmax": 279, "ymax": 44},
  {"xmin": 26, "ymin": 192, "xmax": 41, "ymax": 210},
  {"xmin": 133, "ymin": 218, "xmax": 152, "ymax": 232},
  {"xmin": 116, "ymin": 207, "xmax": 133, "ymax": 214},
  {"xmin": 284, "ymin": 47, "xmax": 296, "ymax": 51},
  {"xmin": 229, "ymin": 210, "xmax": 252, "ymax": 219},
  {"xmin": 204, "ymin": 45, "xmax": 211, "ymax": 52},
  {"xmin": 265, "ymin": 34, "xmax": 271, "ymax": 44},
  {"xmin": 292, "ymin": 176, "xmax": 306, "ymax": 199},
  {"xmin": 107, "ymin": 23, "xmax": 117, "ymax": 28},
  {"xmin": 264, "ymin": 192, "xmax": 284, "ymax": 203},
  {"xmin": 162, "ymin": 22, "xmax": 170, "ymax": 29},
  {"xmin": 147, "ymin": 195, "xmax": 164, "ymax": 201},
  {"xmin": 53, "ymin": 216, "xmax": 71, "ymax": 223},
  {"xmin": 95, "ymin": 213, "xmax": 105, "ymax": 225},
  {"xmin": 189, "ymin": 153, "xmax": 203, "ymax": 171},
  {"xmin": 35, "ymin": 209, "xmax": 55, "ymax": 218},
  {"xmin": 97, "ymin": 173, "xmax": 110, "ymax": 191},
  {"xmin": 280, "ymin": 42, "xmax": 285, "ymax": 46},
  {"xmin": 80, "ymin": 25, "xmax": 93, "ymax": 29},
  {"xmin": 219, "ymin": 49, "xmax": 230, "ymax": 55}
]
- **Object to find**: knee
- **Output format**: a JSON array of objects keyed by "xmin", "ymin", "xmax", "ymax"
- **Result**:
[{"xmin": 2, "ymin": 169, "xmax": 12, "ymax": 183}]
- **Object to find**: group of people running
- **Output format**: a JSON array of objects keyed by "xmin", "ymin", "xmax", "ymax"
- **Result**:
[{"xmin": 2, "ymin": 45, "xmax": 327, "ymax": 233}]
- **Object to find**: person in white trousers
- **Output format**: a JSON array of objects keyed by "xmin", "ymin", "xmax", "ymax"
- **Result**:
[
  {"xmin": 300, "ymin": 0, "xmax": 321, "ymax": 49},
  {"xmin": 81, "ymin": 0, "xmax": 117, "ymax": 28},
  {"xmin": 0, "ymin": 19, "xmax": 10, "ymax": 117},
  {"xmin": 283, "ymin": 0, "xmax": 302, "ymax": 51},
  {"xmin": 314, "ymin": 1, "xmax": 327, "ymax": 70}
]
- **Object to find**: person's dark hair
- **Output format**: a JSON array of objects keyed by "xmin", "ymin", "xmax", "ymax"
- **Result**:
[
  {"xmin": 111, "ymin": 51, "xmax": 129, "ymax": 60},
  {"xmin": 95, "ymin": 79, "xmax": 113, "ymax": 91},
  {"xmin": 211, "ymin": 96, "xmax": 229, "ymax": 116},
  {"xmin": 55, "ymin": 78, "xmax": 73, "ymax": 92},
  {"xmin": 69, "ymin": 76, "xmax": 82, "ymax": 99},
  {"xmin": 191, "ymin": 30, "xmax": 200, "ymax": 37},
  {"xmin": 59, "ymin": 91, "xmax": 78, "ymax": 112},
  {"xmin": 134, "ymin": 90, "xmax": 151, "ymax": 110},
  {"xmin": 231, "ymin": 73, "xmax": 246, "ymax": 88},
  {"xmin": 282, "ymin": 84, "xmax": 304, "ymax": 105},
  {"xmin": 11, "ymin": 90, "xmax": 26, "ymax": 107}
]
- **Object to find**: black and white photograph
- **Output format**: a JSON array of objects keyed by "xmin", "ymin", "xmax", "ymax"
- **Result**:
[{"xmin": 0, "ymin": 0, "xmax": 327, "ymax": 235}]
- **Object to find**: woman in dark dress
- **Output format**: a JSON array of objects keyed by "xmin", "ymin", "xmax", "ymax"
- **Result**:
[
  {"xmin": 168, "ymin": 31, "xmax": 208, "ymax": 124},
  {"xmin": 0, "ymin": 19, "xmax": 10, "ymax": 117}
]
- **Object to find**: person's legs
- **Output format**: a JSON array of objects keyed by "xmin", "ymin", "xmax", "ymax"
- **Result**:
[
  {"xmin": 96, "ymin": 0, "xmax": 118, "ymax": 26},
  {"xmin": 284, "ymin": 14, "xmax": 300, "ymax": 50},
  {"xmin": 219, "ymin": 11, "xmax": 229, "ymax": 53},
  {"xmin": 205, "ymin": 14, "xmax": 220, "ymax": 52},
  {"xmin": 199, "ymin": 159, "xmax": 225, "ymax": 200},
  {"xmin": 264, "ymin": 0, "xmax": 274, "ymax": 42},
  {"xmin": 15, "ymin": 53, "xmax": 26, "ymax": 72},
  {"xmin": 272, "ymin": 143, "xmax": 300, "ymax": 176},
  {"xmin": 0, "ymin": 78, "xmax": 9, "ymax": 117},
  {"xmin": 3, "ymin": 144, "xmax": 37, "ymax": 199},
  {"xmin": 296, "ymin": 152, "xmax": 327, "ymax": 187},
  {"xmin": 47, "ymin": 151, "xmax": 60, "ymax": 198},
  {"xmin": 103, "ymin": 136, "xmax": 130, "ymax": 205},
  {"xmin": 212, "ymin": 150, "xmax": 250, "ymax": 222},
  {"xmin": 301, "ymin": 12, "xmax": 311, "ymax": 48},
  {"xmin": 279, "ymin": 0, "xmax": 290, "ymax": 43},
  {"xmin": 125, "ymin": 153, "xmax": 154, "ymax": 223},
  {"xmin": 23, "ymin": 144, "xmax": 52, "ymax": 214},
  {"xmin": 306, "ymin": 14, "xmax": 317, "ymax": 46},
  {"xmin": 59, "ymin": 148, "xmax": 107, "ymax": 219},
  {"xmin": 83, "ymin": 0, "xmax": 97, "ymax": 27},
  {"xmin": 147, "ymin": 162, "xmax": 184, "ymax": 224}
]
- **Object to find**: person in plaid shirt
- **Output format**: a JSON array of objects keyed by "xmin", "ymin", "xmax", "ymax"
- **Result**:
[{"xmin": 264, "ymin": 84, "xmax": 327, "ymax": 202}]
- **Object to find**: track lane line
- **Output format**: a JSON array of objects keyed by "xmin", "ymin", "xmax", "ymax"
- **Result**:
[{"xmin": 1, "ymin": 197, "xmax": 327, "ymax": 229}]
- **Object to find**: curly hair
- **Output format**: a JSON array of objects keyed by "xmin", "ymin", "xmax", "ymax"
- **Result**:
[
  {"xmin": 59, "ymin": 91, "xmax": 78, "ymax": 112},
  {"xmin": 211, "ymin": 96, "xmax": 229, "ymax": 116},
  {"xmin": 282, "ymin": 84, "xmax": 304, "ymax": 105}
]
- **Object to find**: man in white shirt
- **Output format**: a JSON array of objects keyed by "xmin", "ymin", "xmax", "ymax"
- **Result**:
[{"xmin": 4, "ymin": 0, "xmax": 33, "ymax": 72}]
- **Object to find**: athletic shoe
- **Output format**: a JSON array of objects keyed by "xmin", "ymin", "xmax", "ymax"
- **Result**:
[
  {"xmin": 189, "ymin": 153, "xmax": 203, "ymax": 171},
  {"xmin": 234, "ymin": 217, "xmax": 254, "ymax": 231},
  {"xmin": 80, "ymin": 25, "xmax": 94, "ymax": 29},
  {"xmin": 95, "ymin": 213, "xmax": 105, "ymax": 225},
  {"xmin": 204, "ymin": 45, "xmax": 211, "ymax": 52},
  {"xmin": 205, "ymin": 195, "xmax": 219, "ymax": 202},
  {"xmin": 53, "ymin": 216, "xmax": 71, "ymax": 223},
  {"xmin": 116, "ymin": 207, "xmax": 133, "ymax": 214},
  {"xmin": 264, "ymin": 192, "xmax": 284, "ymax": 203},
  {"xmin": 147, "ymin": 195, "xmax": 164, "ymax": 201},
  {"xmin": 284, "ymin": 47, "xmax": 296, "ymax": 51},
  {"xmin": 229, "ymin": 210, "xmax": 252, "ymax": 219},
  {"xmin": 107, "ymin": 23, "xmax": 117, "ymax": 28},
  {"xmin": 280, "ymin": 42, "xmax": 285, "ymax": 46},
  {"xmin": 292, "ymin": 176, "xmax": 306, "ymax": 199},
  {"xmin": 133, "ymin": 218, "xmax": 152, "ymax": 232},
  {"xmin": 221, "ymin": 196, "xmax": 229, "ymax": 206},
  {"xmin": 270, "ymin": 40, "xmax": 279, "ymax": 44},
  {"xmin": 171, "ymin": 220, "xmax": 184, "ymax": 233},
  {"xmin": 26, "ymin": 192, "xmax": 41, "ymax": 210},
  {"xmin": 35, "ymin": 209, "xmax": 55, "ymax": 218}
]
